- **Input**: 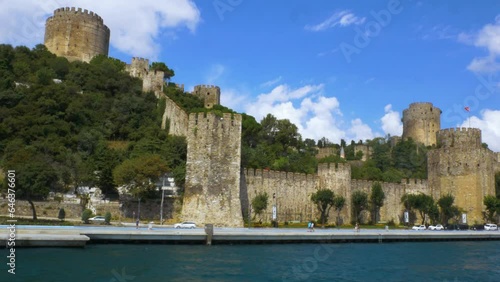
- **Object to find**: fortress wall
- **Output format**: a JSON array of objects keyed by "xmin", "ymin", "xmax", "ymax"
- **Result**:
[
  {"xmin": 349, "ymin": 178, "xmax": 429, "ymax": 225},
  {"xmin": 143, "ymin": 70, "xmax": 165, "ymax": 97},
  {"xmin": 428, "ymin": 145, "xmax": 495, "ymax": 223},
  {"xmin": 436, "ymin": 128, "xmax": 482, "ymax": 149},
  {"xmin": 316, "ymin": 147, "xmax": 337, "ymax": 159},
  {"xmin": 318, "ymin": 163, "xmax": 352, "ymax": 224},
  {"xmin": 182, "ymin": 113, "xmax": 243, "ymax": 227},
  {"xmin": 44, "ymin": 7, "xmax": 110, "ymax": 62},
  {"xmin": 161, "ymin": 95, "xmax": 189, "ymax": 136},
  {"xmin": 243, "ymin": 169, "xmax": 318, "ymax": 222},
  {"xmin": 354, "ymin": 145, "xmax": 371, "ymax": 161}
]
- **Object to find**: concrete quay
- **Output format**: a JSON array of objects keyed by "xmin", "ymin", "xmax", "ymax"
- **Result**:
[{"xmin": 2, "ymin": 225, "xmax": 500, "ymax": 247}]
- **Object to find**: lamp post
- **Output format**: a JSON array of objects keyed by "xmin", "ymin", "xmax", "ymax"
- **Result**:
[
  {"xmin": 138, "ymin": 197, "xmax": 141, "ymax": 221},
  {"xmin": 160, "ymin": 175, "xmax": 175, "ymax": 225}
]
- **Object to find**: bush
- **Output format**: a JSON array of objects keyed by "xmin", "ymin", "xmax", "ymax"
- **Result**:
[
  {"xmin": 82, "ymin": 209, "xmax": 93, "ymax": 224},
  {"xmin": 58, "ymin": 208, "xmax": 66, "ymax": 221},
  {"xmin": 104, "ymin": 212, "xmax": 111, "ymax": 225}
]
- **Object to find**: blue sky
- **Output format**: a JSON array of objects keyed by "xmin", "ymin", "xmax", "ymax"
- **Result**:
[{"xmin": 1, "ymin": 0, "xmax": 500, "ymax": 150}]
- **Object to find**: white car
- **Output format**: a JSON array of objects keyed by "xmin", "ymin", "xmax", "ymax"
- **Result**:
[
  {"xmin": 412, "ymin": 225, "xmax": 426, "ymax": 230},
  {"xmin": 428, "ymin": 224, "xmax": 444, "ymax": 230},
  {"xmin": 174, "ymin": 221, "xmax": 197, "ymax": 229},
  {"xmin": 89, "ymin": 216, "xmax": 106, "ymax": 223},
  {"xmin": 484, "ymin": 224, "xmax": 498, "ymax": 231}
]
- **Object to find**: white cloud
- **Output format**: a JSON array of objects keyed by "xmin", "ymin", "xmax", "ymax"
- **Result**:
[
  {"xmin": 305, "ymin": 10, "xmax": 365, "ymax": 32},
  {"xmin": 260, "ymin": 76, "xmax": 283, "ymax": 88},
  {"xmin": 460, "ymin": 109, "xmax": 500, "ymax": 152},
  {"xmin": 381, "ymin": 104, "xmax": 403, "ymax": 137},
  {"xmin": 348, "ymin": 119, "xmax": 375, "ymax": 142},
  {"xmin": 220, "ymin": 88, "xmax": 249, "ymax": 112},
  {"xmin": 205, "ymin": 64, "xmax": 225, "ymax": 84},
  {"xmin": 244, "ymin": 83, "xmax": 381, "ymax": 144},
  {"xmin": 464, "ymin": 15, "xmax": 500, "ymax": 73},
  {"xmin": 0, "ymin": 0, "xmax": 201, "ymax": 59}
]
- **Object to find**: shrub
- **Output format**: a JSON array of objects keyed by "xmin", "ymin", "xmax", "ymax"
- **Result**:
[
  {"xmin": 58, "ymin": 208, "xmax": 66, "ymax": 221},
  {"xmin": 104, "ymin": 212, "xmax": 111, "ymax": 225},
  {"xmin": 82, "ymin": 209, "xmax": 93, "ymax": 224},
  {"xmin": 54, "ymin": 196, "xmax": 63, "ymax": 203}
]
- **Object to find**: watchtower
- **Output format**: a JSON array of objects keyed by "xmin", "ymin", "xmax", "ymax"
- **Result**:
[
  {"xmin": 193, "ymin": 85, "xmax": 221, "ymax": 109},
  {"xmin": 402, "ymin": 102, "xmax": 441, "ymax": 146},
  {"xmin": 181, "ymin": 113, "xmax": 244, "ymax": 227},
  {"xmin": 44, "ymin": 7, "xmax": 110, "ymax": 62}
]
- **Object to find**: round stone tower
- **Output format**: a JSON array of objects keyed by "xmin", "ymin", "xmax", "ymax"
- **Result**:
[
  {"xmin": 44, "ymin": 7, "xmax": 110, "ymax": 62},
  {"xmin": 402, "ymin": 102, "xmax": 441, "ymax": 146}
]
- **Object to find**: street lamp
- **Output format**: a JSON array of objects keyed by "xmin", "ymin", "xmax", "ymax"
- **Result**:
[
  {"xmin": 160, "ymin": 175, "xmax": 175, "ymax": 225},
  {"xmin": 138, "ymin": 197, "xmax": 141, "ymax": 221}
]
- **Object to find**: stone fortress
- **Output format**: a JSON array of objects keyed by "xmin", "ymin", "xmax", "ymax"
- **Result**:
[
  {"xmin": 44, "ymin": 8, "xmax": 500, "ymax": 227},
  {"xmin": 44, "ymin": 7, "xmax": 110, "ymax": 62}
]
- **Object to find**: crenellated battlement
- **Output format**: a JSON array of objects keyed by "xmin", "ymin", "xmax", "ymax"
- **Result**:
[
  {"xmin": 194, "ymin": 85, "xmax": 220, "ymax": 90},
  {"xmin": 317, "ymin": 162, "xmax": 350, "ymax": 171},
  {"xmin": 244, "ymin": 168, "xmax": 316, "ymax": 181},
  {"xmin": 49, "ymin": 7, "xmax": 106, "ymax": 27},
  {"xmin": 437, "ymin": 127, "xmax": 482, "ymax": 148}
]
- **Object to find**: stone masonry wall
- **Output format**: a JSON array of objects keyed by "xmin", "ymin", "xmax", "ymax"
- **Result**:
[
  {"xmin": 243, "ymin": 169, "xmax": 318, "ymax": 223},
  {"xmin": 318, "ymin": 163, "xmax": 352, "ymax": 224},
  {"xmin": 402, "ymin": 102, "xmax": 441, "ymax": 146},
  {"xmin": 428, "ymin": 128, "xmax": 496, "ymax": 223},
  {"xmin": 161, "ymin": 95, "xmax": 189, "ymax": 136},
  {"xmin": 44, "ymin": 7, "xmax": 110, "ymax": 62},
  {"xmin": 182, "ymin": 113, "xmax": 243, "ymax": 227}
]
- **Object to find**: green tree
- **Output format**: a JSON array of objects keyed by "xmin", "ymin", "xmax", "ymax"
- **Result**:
[
  {"xmin": 438, "ymin": 194, "xmax": 460, "ymax": 225},
  {"xmin": 412, "ymin": 194, "xmax": 435, "ymax": 225},
  {"xmin": 82, "ymin": 209, "xmax": 93, "ymax": 224},
  {"xmin": 151, "ymin": 62, "xmax": 175, "ymax": 80},
  {"xmin": 58, "ymin": 208, "xmax": 66, "ymax": 221},
  {"xmin": 105, "ymin": 211, "xmax": 112, "ymax": 225},
  {"xmin": 4, "ymin": 151, "xmax": 58, "ymax": 220},
  {"xmin": 113, "ymin": 154, "xmax": 169, "ymax": 199},
  {"xmin": 251, "ymin": 192, "xmax": 269, "ymax": 221},
  {"xmin": 483, "ymin": 195, "xmax": 499, "ymax": 223},
  {"xmin": 352, "ymin": 190, "xmax": 368, "ymax": 224},
  {"xmin": 370, "ymin": 182, "xmax": 385, "ymax": 223},
  {"xmin": 333, "ymin": 195, "xmax": 346, "ymax": 227},
  {"xmin": 311, "ymin": 189, "xmax": 335, "ymax": 227}
]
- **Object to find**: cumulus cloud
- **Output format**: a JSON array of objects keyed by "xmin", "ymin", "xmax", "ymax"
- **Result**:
[
  {"xmin": 305, "ymin": 10, "xmax": 365, "ymax": 32},
  {"xmin": 0, "ymin": 0, "xmax": 201, "ymax": 58},
  {"xmin": 381, "ymin": 104, "xmax": 403, "ymax": 137},
  {"xmin": 464, "ymin": 15, "xmax": 500, "ymax": 73},
  {"xmin": 348, "ymin": 119, "xmax": 375, "ymax": 142},
  {"xmin": 460, "ymin": 109, "xmax": 500, "ymax": 152},
  {"xmin": 244, "ymin": 83, "xmax": 378, "ymax": 144}
]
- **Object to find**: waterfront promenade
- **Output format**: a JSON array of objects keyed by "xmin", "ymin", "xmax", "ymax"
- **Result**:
[{"xmin": 2, "ymin": 224, "xmax": 500, "ymax": 247}]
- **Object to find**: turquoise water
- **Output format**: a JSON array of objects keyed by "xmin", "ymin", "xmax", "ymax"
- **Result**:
[{"xmin": 3, "ymin": 241, "xmax": 500, "ymax": 281}]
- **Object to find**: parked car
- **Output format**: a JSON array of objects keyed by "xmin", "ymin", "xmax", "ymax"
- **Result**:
[
  {"xmin": 428, "ymin": 224, "xmax": 444, "ymax": 230},
  {"xmin": 174, "ymin": 221, "xmax": 197, "ymax": 229},
  {"xmin": 484, "ymin": 224, "xmax": 498, "ymax": 231},
  {"xmin": 412, "ymin": 225, "xmax": 426, "ymax": 230},
  {"xmin": 89, "ymin": 216, "xmax": 106, "ymax": 223}
]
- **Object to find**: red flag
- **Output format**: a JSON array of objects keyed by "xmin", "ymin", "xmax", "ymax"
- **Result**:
[{"xmin": 464, "ymin": 106, "xmax": 470, "ymax": 112}]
